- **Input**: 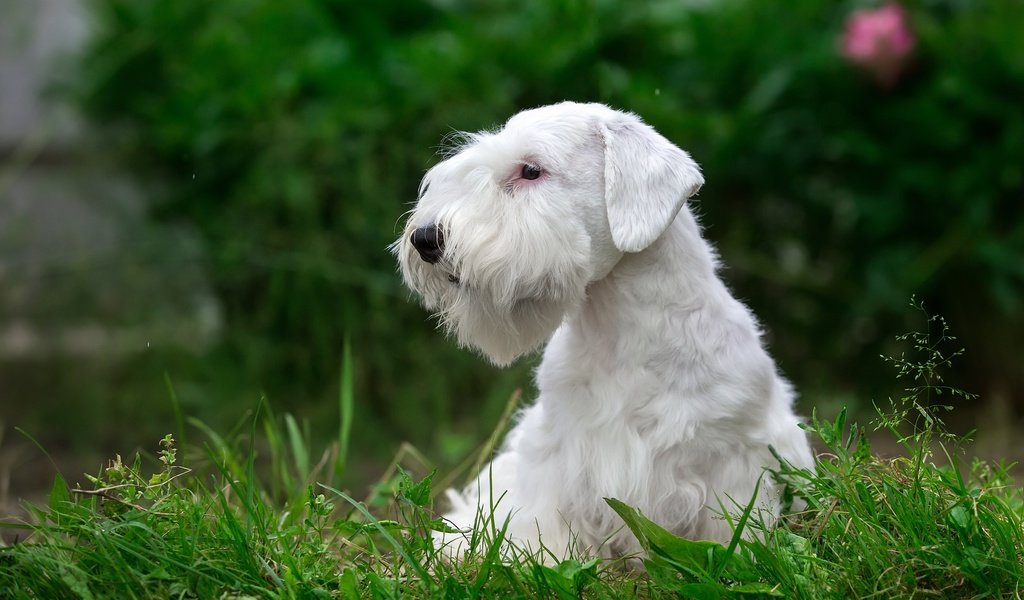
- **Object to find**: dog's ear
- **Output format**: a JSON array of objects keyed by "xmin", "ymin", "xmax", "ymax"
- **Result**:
[{"xmin": 600, "ymin": 117, "xmax": 704, "ymax": 253}]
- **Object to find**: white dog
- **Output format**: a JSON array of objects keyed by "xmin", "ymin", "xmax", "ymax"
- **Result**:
[{"xmin": 393, "ymin": 102, "xmax": 814, "ymax": 560}]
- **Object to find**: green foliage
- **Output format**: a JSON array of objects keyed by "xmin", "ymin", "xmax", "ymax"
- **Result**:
[
  {"xmin": 759, "ymin": 413, "xmax": 1024, "ymax": 598},
  {"xmin": 3, "ymin": 311, "xmax": 1023, "ymax": 598},
  {"xmin": 3, "ymin": 403, "xmax": 1021, "ymax": 598},
  {"xmin": 76, "ymin": 0, "xmax": 539, "ymax": 448},
  {"xmin": 755, "ymin": 304, "xmax": 1024, "ymax": 598},
  {"xmin": 606, "ymin": 496, "xmax": 782, "ymax": 598},
  {"xmin": 654, "ymin": 0, "xmax": 1024, "ymax": 398},
  {"xmin": 73, "ymin": 0, "xmax": 1024, "ymax": 447},
  {"xmin": 0, "ymin": 410, "xmax": 646, "ymax": 598}
]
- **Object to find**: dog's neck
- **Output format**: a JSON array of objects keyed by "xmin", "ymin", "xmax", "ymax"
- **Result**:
[
  {"xmin": 537, "ymin": 207, "xmax": 773, "ymax": 425},
  {"xmin": 574, "ymin": 209, "xmax": 731, "ymax": 342}
]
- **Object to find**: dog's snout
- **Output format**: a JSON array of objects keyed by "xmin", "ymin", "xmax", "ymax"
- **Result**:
[{"xmin": 410, "ymin": 224, "xmax": 445, "ymax": 264}]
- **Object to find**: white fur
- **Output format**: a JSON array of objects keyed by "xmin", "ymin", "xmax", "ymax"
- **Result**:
[{"xmin": 393, "ymin": 102, "xmax": 815, "ymax": 560}]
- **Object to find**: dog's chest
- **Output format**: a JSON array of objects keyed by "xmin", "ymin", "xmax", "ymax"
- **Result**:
[
  {"xmin": 552, "ymin": 423, "xmax": 711, "ymax": 544},
  {"xmin": 520, "ymin": 386, "xmax": 715, "ymax": 530}
]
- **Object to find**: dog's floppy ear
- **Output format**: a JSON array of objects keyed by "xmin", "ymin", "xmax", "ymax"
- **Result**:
[{"xmin": 600, "ymin": 116, "xmax": 704, "ymax": 253}]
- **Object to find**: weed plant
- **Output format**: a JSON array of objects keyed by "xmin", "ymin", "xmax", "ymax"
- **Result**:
[{"xmin": 1, "ymin": 306, "xmax": 1021, "ymax": 598}]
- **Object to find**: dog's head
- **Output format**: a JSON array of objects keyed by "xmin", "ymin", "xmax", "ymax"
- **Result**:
[{"xmin": 393, "ymin": 102, "xmax": 703, "ymax": 365}]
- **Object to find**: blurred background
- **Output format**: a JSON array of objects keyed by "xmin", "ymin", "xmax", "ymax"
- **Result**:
[{"xmin": 2, "ymin": 0, "xmax": 1022, "ymax": 507}]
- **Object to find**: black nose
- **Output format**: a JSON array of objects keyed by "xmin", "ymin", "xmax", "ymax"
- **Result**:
[{"xmin": 410, "ymin": 225, "xmax": 445, "ymax": 264}]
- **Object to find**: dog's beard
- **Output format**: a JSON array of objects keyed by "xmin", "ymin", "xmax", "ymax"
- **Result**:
[
  {"xmin": 399, "ymin": 247, "xmax": 586, "ymax": 366},
  {"xmin": 443, "ymin": 287, "xmax": 573, "ymax": 366}
]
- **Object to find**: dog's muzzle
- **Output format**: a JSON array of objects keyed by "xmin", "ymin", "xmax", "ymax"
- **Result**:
[{"xmin": 410, "ymin": 224, "xmax": 445, "ymax": 264}]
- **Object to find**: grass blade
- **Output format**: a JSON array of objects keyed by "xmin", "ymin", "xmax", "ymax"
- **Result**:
[{"xmin": 337, "ymin": 337, "xmax": 354, "ymax": 478}]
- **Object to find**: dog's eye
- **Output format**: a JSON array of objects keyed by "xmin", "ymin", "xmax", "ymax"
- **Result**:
[{"xmin": 521, "ymin": 164, "xmax": 542, "ymax": 180}]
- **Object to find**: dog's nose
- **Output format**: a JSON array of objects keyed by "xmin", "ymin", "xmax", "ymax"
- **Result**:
[{"xmin": 410, "ymin": 224, "xmax": 445, "ymax": 264}]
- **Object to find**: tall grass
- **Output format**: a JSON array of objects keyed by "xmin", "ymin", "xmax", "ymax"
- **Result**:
[{"xmin": 2, "ymin": 306, "xmax": 1022, "ymax": 598}]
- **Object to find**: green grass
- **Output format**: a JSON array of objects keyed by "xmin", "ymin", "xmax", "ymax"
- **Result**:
[
  {"xmin": 2, "ymin": 408, "xmax": 1022, "ymax": 599},
  {"xmin": 2, "ymin": 307, "xmax": 1022, "ymax": 599}
]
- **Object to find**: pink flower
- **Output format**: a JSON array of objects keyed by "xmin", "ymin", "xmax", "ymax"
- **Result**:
[{"xmin": 841, "ymin": 4, "xmax": 916, "ymax": 86}]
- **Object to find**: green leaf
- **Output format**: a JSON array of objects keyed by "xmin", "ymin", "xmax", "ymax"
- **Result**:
[
  {"xmin": 397, "ymin": 467, "xmax": 435, "ymax": 508},
  {"xmin": 284, "ymin": 413, "xmax": 309, "ymax": 480},
  {"xmin": 553, "ymin": 557, "xmax": 599, "ymax": 581},
  {"xmin": 948, "ymin": 505, "xmax": 971, "ymax": 530},
  {"xmin": 605, "ymin": 497, "xmax": 726, "ymax": 578},
  {"xmin": 533, "ymin": 564, "xmax": 579, "ymax": 600},
  {"xmin": 337, "ymin": 338, "xmax": 354, "ymax": 478},
  {"xmin": 48, "ymin": 474, "xmax": 70, "ymax": 512},
  {"xmin": 720, "ymin": 547, "xmax": 760, "ymax": 582},
  {"xmin": 339, "ymin": 568, "xmax": 360, "ymax": 600},
  {"xmin": 148, "ymin": 471, "xmax": 169, "ymax": 487},
  {"xmin": 677, "ymin": 582, "xmax": 728, "ymax": 600},
  {"xmin": 534, "ymin": 558, "xmax": 600, "ymax": 600},
  {"xmin": 829, "ymin": 407, "xmax": 848, "ymax": 448},
  {"xmin": 333, "ymin": 519, "xmax": 362, "ymax": 537},
  {"xmin": 853, "ymin": 427, "xmax": 872, "ymax": 464},
  {"xmin": 776, "ymin": 531, "xmax": 812, "ymax": 555},
  {"xmin": 427, "ymin": 518, "xmax": 463, "ymax": 534},
  {"xmin": 364, "ymin": 519, "xmax": 403, "ymax": 533}
]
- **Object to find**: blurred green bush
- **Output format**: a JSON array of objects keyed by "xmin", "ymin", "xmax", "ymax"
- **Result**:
[{"xmin": 75, "ymin": 0, "xmax": 1023, "ymax": 451}]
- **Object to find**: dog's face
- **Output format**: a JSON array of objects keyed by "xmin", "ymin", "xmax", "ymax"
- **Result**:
[{"xmin": 393, "ymin": 102, "xmax": 703, "ymax": 365}]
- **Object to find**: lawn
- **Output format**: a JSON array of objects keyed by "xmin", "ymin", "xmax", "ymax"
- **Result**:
[{"xmin": 2, "ymin": 311, "xmax": 1022, "ymax": 599}]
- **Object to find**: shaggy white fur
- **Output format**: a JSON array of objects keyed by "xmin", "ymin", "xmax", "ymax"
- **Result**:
[{"xmin": 393, "ymin": 102, "xmax": 814, "ymax": 560}]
